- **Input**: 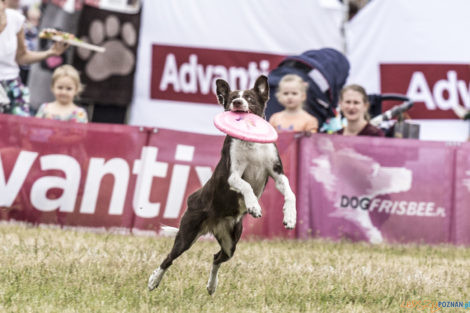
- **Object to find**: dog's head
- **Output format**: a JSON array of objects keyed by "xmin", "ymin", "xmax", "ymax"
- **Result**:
[{"xmin": 215, "ymin": 75, "xmax": 269, "ymax": 117}]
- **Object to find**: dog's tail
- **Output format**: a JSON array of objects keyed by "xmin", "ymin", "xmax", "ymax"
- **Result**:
[{"xmin": 159, "ymin": 225, "xmax": 179, "ymax": 237}]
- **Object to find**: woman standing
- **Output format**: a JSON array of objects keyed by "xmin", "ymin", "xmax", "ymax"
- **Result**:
[{"xmin": 0, "ymin": 0, "xmax": 68, "ymax": 115}]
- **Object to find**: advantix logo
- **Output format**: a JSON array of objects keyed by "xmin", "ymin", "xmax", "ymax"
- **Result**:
[
  {"xmin": 340, "ymin": 195, "xmax": 446, "ymax": 217},
  {"xmin": 150, "ymin": 44, "xmax": 285, "ymax": 104},
  {"xmin": 0, "ymin": 146, "xmax": 213, "ymax": 219},
  {"xmin": 380, "ymin": 64, "xmax": 470, "ymax": 119}
]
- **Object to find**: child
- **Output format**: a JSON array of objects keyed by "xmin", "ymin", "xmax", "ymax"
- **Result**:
[
  {"xmin": 36, "ymin": 64, "xmax": 88, "ymax": 122},
  {"xmin": 269, "ymin": 74, "xmax": 318, "ymax": 133}
]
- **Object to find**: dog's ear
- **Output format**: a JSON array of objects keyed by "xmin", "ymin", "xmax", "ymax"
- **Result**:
[
  {"xmin": 253, "ymin": 75, "xmax": 269, "ymax": 104},
  {"xmin": 216, "ymin": 79, "xmax": 230, "ymax": 107}
]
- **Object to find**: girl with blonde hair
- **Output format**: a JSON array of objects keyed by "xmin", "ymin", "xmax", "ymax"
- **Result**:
[
  {"xmin": 269, "ymin": 74, "xmax": 318, "ymax": 133},
  {"xmin": 36, "ymin": 64, "xmax": 88, "ymax": 122}
]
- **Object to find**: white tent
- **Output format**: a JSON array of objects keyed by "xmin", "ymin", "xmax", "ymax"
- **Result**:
[{"xmin": 346, "ymin": 0, "xmax": 470, "ymax": 141}]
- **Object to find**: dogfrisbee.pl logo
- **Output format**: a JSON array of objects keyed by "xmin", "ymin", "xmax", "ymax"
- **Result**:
[
  {"xmin": 380, "ymin": 64, "xmax": 470, "ymax": 119},
  {"xmin": 150, "ymin": 44, "xmax": 285, "ymax": 104},
  {"xmin": 339, "ymin": 195, "xmax": 446, "ymax": 218}
]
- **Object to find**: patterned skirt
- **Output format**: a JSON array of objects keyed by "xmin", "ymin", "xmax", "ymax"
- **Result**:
[{"xmin": 0, "ymin": 77, "xmax": 31, "ymax": 116}]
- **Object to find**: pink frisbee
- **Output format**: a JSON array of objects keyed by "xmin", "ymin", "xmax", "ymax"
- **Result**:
[{"xmin": 214, "ymin": 111, "xmax": 278, "ymax": 143}]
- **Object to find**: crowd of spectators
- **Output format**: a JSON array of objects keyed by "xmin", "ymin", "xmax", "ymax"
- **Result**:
[
  {"xmin": 2, "ymin": 0, "xmax": 465, "ymax": 139},
  {"xmin": 0, "ymin": 0, "xmax": 86, "ymax": 123},
  {"xmin": 1, "ymin": 0, "xmax": 388, "ymax": 135}
]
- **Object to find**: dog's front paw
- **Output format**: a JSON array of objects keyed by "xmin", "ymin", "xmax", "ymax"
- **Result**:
[
  {"xmin": 283, "ymin": 205, "xmax": 296, "ymax": 229},
  {"xmin": 246, "ymin": 200, "xmax": 262, "ymax": 218}
]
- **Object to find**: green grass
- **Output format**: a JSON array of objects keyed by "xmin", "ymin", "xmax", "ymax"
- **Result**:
[{"xmin": 1, "ymin": 222, "xmax": 469, "ymax": 313}]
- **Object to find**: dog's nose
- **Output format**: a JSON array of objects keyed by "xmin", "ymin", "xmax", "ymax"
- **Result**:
[{"xmin": 232, "ymin": 99, "xmax": 243, "ymax": 107}]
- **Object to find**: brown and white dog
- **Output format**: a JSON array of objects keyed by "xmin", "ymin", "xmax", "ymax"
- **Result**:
[{"xmin": 147, "ymin": 75, "xmax": 296, "ymax": 295}]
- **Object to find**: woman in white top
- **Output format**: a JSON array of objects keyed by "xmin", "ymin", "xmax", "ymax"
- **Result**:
[{"xmin": 0, "ymin": 0, "xmax": 68, "ymax": 115}]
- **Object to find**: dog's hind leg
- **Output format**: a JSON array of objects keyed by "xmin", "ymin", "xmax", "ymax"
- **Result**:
[
  {"xmin": 148, "ymin": 210, "xmax": 206, "ymax": 291},
  {"xmin": 207, "ymin": 220, "xmax": 243, "ymax": 295}
]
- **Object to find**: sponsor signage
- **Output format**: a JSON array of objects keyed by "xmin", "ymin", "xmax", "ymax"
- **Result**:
[
  {"xmin": 298, "ymin": 135, "xmax": 455, "ymax": 244},
  {"xmin": 380, "ymin": 64, "xmax": 470, "ymax": 119},
  {"xmin": 0, "ymin": 146, "xmax": 209, "ymax": 220},
  {"xmin": 339, "ymin": 195, "xmax": 446, "ymax": 218},
  {"xmin": 3, "ymin": 115, "xmax": 470, "ymax": 243},
  {"xmin": 150, "ymin": 44, "xmax": 285, "ymax": 104},
  {"xmin": 0, "ymin": 116, "xmax": 295, "ymax": 238}
]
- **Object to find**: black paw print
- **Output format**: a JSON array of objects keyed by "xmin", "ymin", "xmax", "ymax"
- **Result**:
[{"xmin": 77, "ymin": 15, "xmax": 137, "ymax": 81}]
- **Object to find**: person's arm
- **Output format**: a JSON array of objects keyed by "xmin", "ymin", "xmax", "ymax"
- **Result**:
[{"xmin": 15, "ymin": 27, "xmax": 69, "ymax": 65}]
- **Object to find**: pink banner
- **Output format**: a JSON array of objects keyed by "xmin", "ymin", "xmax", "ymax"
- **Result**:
[
  {"xmin": 454, "ymin": 143, "xmax": 470, "ymax": 245},
  {"xmin": 0, "ymin": 115, "xmax": 296, "ymax": 238},
  {"xmin": 3, "ymin": 115, "xmax": 470, "ymax": 244},
  {"xmin": 0, "ymin": 115, "xmax": 148, "ymax": 230},
  {"xmin": 298, "ymin": 134, "xmax": 454, "ymax": 244}
]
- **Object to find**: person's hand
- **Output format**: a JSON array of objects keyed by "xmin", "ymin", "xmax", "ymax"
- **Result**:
[{"xmin": 48, "ymin": 41, "xmax": 70, "ymax": 56}]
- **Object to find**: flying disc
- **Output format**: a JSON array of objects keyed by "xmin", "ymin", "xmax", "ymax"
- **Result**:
[{"xmin": 214, "ymin": 111, "xmax": 278, "ymax": 143}]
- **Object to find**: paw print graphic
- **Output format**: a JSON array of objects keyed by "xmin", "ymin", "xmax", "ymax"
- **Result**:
[{"xmin": 76, "ymin": 15, "xmax": 137, "ymax": 81}]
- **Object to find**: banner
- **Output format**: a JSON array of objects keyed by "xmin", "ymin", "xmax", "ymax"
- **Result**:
[
  {"xmin": 129, "ymin": 0, "xmax": 345, "ymax": 135},
  {"xmin": 0, "ymin": 115, "xmax": 147, "ymax": 228},
  {"xmin": 454, "ymin": 144, "xmax": 470, "ymax": 245},
  {"xmin": 298, "ymin": 134, "xmax": 454, "ymax": 244},
  {"xmin": 380, "ymin": 64, "xmax": 470, "ymax": 120},
  {"xmin": 3, "ymin": 115, "xmax": 470, "ymax": 244},
  {"xmin": 0, "ymin": 115, "xmax": 296, "ymax": 238},
  {"xmin": 150, "ymin": 45, "xmax": 285, "ymax": 105},
  {"xmin": 73, "ymin": 4, "xmax": 141, "ymax": 106}
]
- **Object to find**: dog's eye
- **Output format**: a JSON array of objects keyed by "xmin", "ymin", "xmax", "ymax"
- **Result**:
[{"xmin": 245, "ymin": 96, "xmax": 253, "ymax": 102}]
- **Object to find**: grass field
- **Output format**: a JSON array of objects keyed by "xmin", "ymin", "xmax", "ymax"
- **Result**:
[{"xmin": 1, "ymin": 222, "xmax": 469, "ymax": 313}]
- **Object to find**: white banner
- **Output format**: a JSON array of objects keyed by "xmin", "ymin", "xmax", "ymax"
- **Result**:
[
  {"xmin": 346, "ymin": 0, "xmax": 470, "ymax": 141},
  {"xmin": 129, "ymin": 0, "xmax": 344, "ymax": 134}
]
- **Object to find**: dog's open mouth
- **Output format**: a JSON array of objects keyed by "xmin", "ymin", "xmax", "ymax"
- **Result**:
[{"xmin": 231, "ymin": 109, "xmax": 250, "ymax": 113}]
